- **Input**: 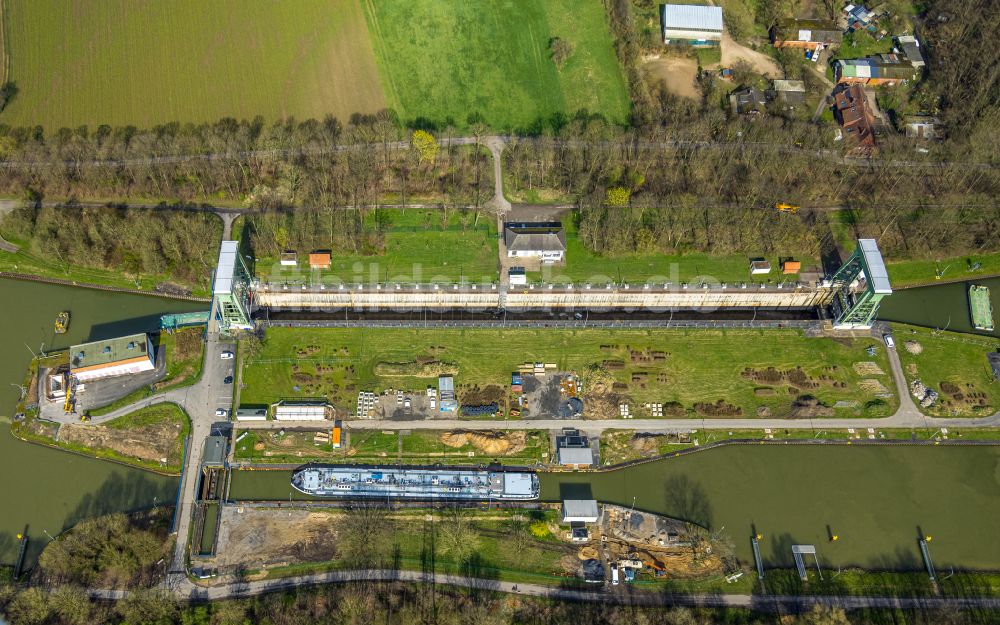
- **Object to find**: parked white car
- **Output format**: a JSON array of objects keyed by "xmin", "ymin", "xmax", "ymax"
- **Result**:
[
  {"xmin": 220, "ymin": 351, "xmax": 234, "ymax": 360},
  {"xmin": 215, "ymin": 409, "xmax": 229, "ymax": 417},
  {"xmin": 884, "ymin": 335, "xmax": 895, "ymax": 349}
]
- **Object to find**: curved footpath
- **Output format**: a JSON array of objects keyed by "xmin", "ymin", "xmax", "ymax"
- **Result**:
[{"xmin": 90, "ymin": 568, "xmax": 1000, "ymax": 611}]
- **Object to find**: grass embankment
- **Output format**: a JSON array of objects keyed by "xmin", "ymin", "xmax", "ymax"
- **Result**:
[
  {"xmin": 891, "ymin": 323, "xmax": 1000, "ymax": 417},
  {"xmin": 88, "ymin": 328, "xmax": 204, "ymax": 417},
  {"xmin": 240, "ymin": 327, "xmax": 897, "ymax": 418},
  {"xmin": 253, "ymin": 209, "xmax": 499, "ymax": 284},
  {"xmin": 247, "ymin": 508, "xmax": 586, "ymax": 587},
  {"xmin": 363, "ymin": 0, "xmax": 630, "ymax": 130},
  {"xmin": 15, "ymin": 403, "xmax": 190, "ymax": 474},
  {"xmin": 529, "ymin": 219, "xmax": 818, "ymax": 285},
  {"xmin": 234, "ymin": 429, "xmax": 549, "ymax": 466},
  {"xmin": 0, "ymin": 0, "xmax": 385, "ymax": 128},
  {"xmin": 600, "ymin": 427, "xmax": 1000, "ymax": 465},
  {"xmin": 886, "ymin": 252, "xmax": 1000, "ymax": 287},
  {"xmin": 0, "ymin": 242, "xmax": 201, "ymax": 294}
]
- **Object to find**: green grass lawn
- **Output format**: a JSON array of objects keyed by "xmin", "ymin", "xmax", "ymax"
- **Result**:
[
  {"xmin": 240, "ymin": 327, "xmax": 897, "ymax": 418},
  {"xmin": 532, "ymin": 220, "xmax": 818, "ymax": 285},
  {"xmin": 886, "ymin": 251, "xmax": 1000, "ymax": 287},
  {"xmin": 255, "ymin": 208, "xmax": 499, "ymax": 284},
  {"xmin": 0, "ymin": 0, "xmax": 385, "ymax": 128},
  {"xmin": 891, "ymin": 323, "xmax": 1000, "ymax": 417},
  {"xmin": 362, "ymin": 0, "xmax": 630, "ymax": 131},
  {"xmin": 834, "ymin": 30, "xmax": 894, "ymax": 61},
  {"xmin": 0, "ymin": 242, "xmax": 210, "ymax": 295},
  {"xmin": 234, "ymin": 429, "xmax": 549, "ymax": 466}
]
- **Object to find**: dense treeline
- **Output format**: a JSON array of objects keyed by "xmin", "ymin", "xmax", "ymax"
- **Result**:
[
  {"xmin": 0, "ymin": 114, "xmax": 492, "ymax": 209},
  {"xmin": 0, "ymin": 204, "xmax": 220, "ymax": 288},
  {"xmin": 503, "ymin": 121, "xmax": 1000, "ymax": 261},
  {"xmin": 1, "ymin": 577, "xmax": 992, "ymax": 625}
]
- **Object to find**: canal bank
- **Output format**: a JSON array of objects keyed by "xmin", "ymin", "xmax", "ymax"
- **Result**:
[
  {"xmin": 0, "ymin": 278, "xmax": 204, "ymax": 566},
  {"xmin": 228, "ymin": 443, "xmax": 1000, "ymax": 571}
]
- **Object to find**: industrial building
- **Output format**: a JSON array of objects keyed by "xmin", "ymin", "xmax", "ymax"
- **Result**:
[
  {"xmin": 661, "ymin": 4, "xmax": 723, "ymax": 46},
  {"xmin": 69, "ymin": 333, "xmax": 155, "ymax": 382},
  {"xmin": 272, "ymin": 400, "xmax": 331, "ymax": 421}
]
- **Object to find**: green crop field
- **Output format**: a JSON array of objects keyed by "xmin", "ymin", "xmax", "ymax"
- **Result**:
[
  {"xmin": 0, "ymin": 0, "xmax": 386, "ymax": 128},
  {"xmin": 363, "ymin": 0, "xmax": 631, "ymax": 130},
  {"xmin": 240, "ymin": 327, "xmax": 898, "ymax": 418}
]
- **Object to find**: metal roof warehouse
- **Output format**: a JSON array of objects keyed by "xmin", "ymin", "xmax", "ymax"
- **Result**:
[{"xmin": 70, "ymin": 333, "xmax": 155, "ymax": 381}]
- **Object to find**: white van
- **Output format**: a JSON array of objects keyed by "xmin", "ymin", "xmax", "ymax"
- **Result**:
[
  {"xmin": 611, "ymin": 564, "xmax": 620, "ymax": 586},
  {"xmin": 884, "ymin": 334, "xmax": 895, "ymax": 349}
]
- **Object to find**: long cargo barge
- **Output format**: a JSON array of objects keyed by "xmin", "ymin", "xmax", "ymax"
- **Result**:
[{"xmin": 291, "ymin": 465, "xmax": 539, "ymax": 501}]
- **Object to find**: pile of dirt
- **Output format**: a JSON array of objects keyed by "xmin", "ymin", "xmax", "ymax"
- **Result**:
[
  {"xmin": 629, "ymin": 433, "xmax": 661, "ymax": 454},
  {"xmin": 294, "ymin": 345, "xmax": 321, "ymax": 358},
  {"xmin": 904, "ymin": 340, "xmax": 923, "ymax": 355},
  {"xmin": 790, "ymin": 396, "xmax": 835, "ymax": 418},
  {"xmin": 694, "ymin": 400, "xmax": 742, "ymax": 417},
  {"xmin": 375, "ymin": 360, "xmax": 459, "ymax": 377},
  {"xmin": 577, "ymin": 546, "xmax": 599, "ymax": 560},
  {"xmin": 439, "ymin": 430, "xmax": 526, "ymax": 456},
  {"xmin": 858, "ymin": 379, "xmax": 890, "ymax": 395},
  {"xmin": 582, "ymin": 391, "xmax": 621, "ymax": 419},
  {"xmin": 853, "ymin": 362, "xmax": 886, "ymax": 376},
  {"xmin": 459, "ymin": 384, "xmax": 505, "ymax": 405},
  {"xmin": 742, "ymin": 366, "xmax": 824, "ymax": 389},
  {"xmin": 756, "ymin": 406, "xmax": 772, "ymax": 417}
]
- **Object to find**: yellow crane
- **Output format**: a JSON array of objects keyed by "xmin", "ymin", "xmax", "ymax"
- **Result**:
[{"xmin": 774, "ymin": 203, "xmax": 800, "ymax": 214}]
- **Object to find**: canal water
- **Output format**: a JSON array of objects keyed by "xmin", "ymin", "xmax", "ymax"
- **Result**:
[
  {"xmin": 0, "ymin": 278, "xmax": 204, "ymax": 566},
  {"xmin": 229, "ymin": 443, "xmax": 1000, "ymax": 571},
  {"xmin": 879, "ymin": 275, "xmax": 1000, "ymax": 337}
]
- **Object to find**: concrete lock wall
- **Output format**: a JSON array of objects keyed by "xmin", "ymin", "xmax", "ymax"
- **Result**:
[{"xmin": 257, "ymin": 286, "xmax": 834, "ymax": 311}]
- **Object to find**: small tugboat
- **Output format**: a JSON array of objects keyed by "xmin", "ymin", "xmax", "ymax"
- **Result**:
[{"xmin": 54, "ymin": 311, "xmax": 70, "ymax": 334}]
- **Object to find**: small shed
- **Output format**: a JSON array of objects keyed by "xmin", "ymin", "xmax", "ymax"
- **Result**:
[
  {"xmin": 509, "ymin": 266, "xmax": 527, "ymax": 286},
  {"xmin": 309, "ymin": 252, "xmax": 331, "ymax": 270},
  {"xmin": 562, "ymin": 499, "xmax": 600, "ymax": 523},
  {"xmin": 279, "ymin": 251, "xmax": 298, "ymax": 266},
  {"xmin": 782, "ymin": 260, "xmax": 802, "ymax": 274},
  {"xmin": 750, "ymin": 260, "xmax": 772, "ymax": 275},
  {"xmin": 773, "ymin": 80, "xmax": 807, "ymax": 107}
]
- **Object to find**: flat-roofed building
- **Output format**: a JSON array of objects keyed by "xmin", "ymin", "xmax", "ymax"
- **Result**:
[
  {"xmin": 273, "ymin": 400, "xmax": 330, "ymax": 421},
  {"xmin": 70, "ymin": 333, "xmax": 155, "ymax": 382},
  {"xmin": 562, "ymin": 499, "xmax": 600, "ymax": 523},
  {"xmin": 661, "ymin": 4, "xmax": 723, "ymax": 46}
]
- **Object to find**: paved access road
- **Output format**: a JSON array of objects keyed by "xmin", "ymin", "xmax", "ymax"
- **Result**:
[{"xmin": 94, "ymin": 568, "xmax": 1000, "ymax": 612}]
